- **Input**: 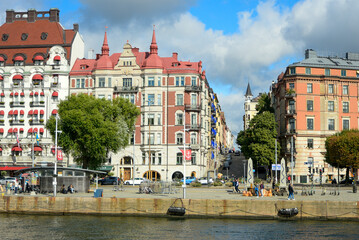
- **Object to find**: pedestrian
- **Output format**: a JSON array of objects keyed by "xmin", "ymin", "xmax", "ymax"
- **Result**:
[
  {"xmin": 272, "ymin": 179, "xmax": 276, "ymax": 190},
  {"xmin": 14, "ymin": 180, "xmax": 19, "ymax": 195},
  {"xmin": 234, "ymin": 179, "xmax": 239, "ymax": 193},
  {"xmin": 254, "ymin": 184, "xmax": 259, "ymax": 198},
  {"xmin": 260, "ymin": 182, "xmax": 264, "ymax": 197},
  {"xmin": 288, "ymin": 183, "xmax": 295, "ymax": 200}
]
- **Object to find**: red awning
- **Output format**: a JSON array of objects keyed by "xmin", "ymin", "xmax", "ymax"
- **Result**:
[
  {"xmin": 32, "ymin": 74, "xmax": 43, "ymax": 80},
  {"xmin": 0, "ymin": 92, "xmax": 4, "ymax": 97},
  {"xmin": 0, "ymin": 128, "xmax": 3, "ymax": 133},
  {"xmin": 0, "ymin": 147, "xmax": 2, "ymax": 151},
  {"xmin": 0, "ymin": 56, "xmax": 4, "ymax": 61},
  {"xmin": 28, "ymin": 128, "xmax": 33, "ymax": 133},
  {"xmin": 13, "ymin": 128, "xmax": 18, "ymax": 133},
  {"xmin": 11, "ymin": 146, "xmax": 22, "ymax": 152},
  {"xmin": 34, "ymin": 92, "xmax": 39, "ymax": 96},
  {"xmin": 8, "ymin": 110, "xmax": 13, "ymax": 115},
  {"xmin": 40, "ymin": 128, "xmax": 44, "ymax": 133},
  {"xmin": 34, "ymin": 55, "xmax": 44, "ymax": 61},
  {"xmin": 34, "ymin": 146, "xmax": 42, "ymax": 152},
  {"xmin": 40, "ymin": 110, "xmax": 44, "ymax": 115},
  {"xmin": 0, "ymin": 110, "xmax": 3, "ymax": 115},
  {"xmin": 8, "ymin": 128, "xmax": 13, "ymax": 133},
  {"xmin": 10, "ymin": 92, "xmax": 14, "ymax": 97},
  {"xmin": 54, "ymin": 55, "xmax": 61, "ymax": 61},
  {"xmin": 0, "ymin": 166, "xmax": 28, "ymax": 171},
  {"xmin": 13, "ymin": 110, "xmax": 18, "ymax": 115},
  {"xmin": 28, "ymin": 110, "xmax": 33, "ymax": 115},
  {"xmin": 33, "ymin": 128, "xmax": 38, "ymax": 133},
  {"xmin": 52, "ymin": 91, "xmax": 58, "ymax": 97},
  {"xmin": 15, "ymin": 92, "xmax": 19, "ymax": 96},
  {"xmin": 19, "ymin": 128, "xmax": 24, "ymax": 132},
  {"xmin": 20, "ymin": 110, "xmax": 24, "ymax": 115},
  {"xmin": 34, "ymin": 110, "xmax": 38, "ymax": 115},
  {"xmin": 13, "ymin": 74, "xmax": 23, "ymax": 80},
  {"xmin": 14, "ymin": 56, "xmax": 24, "ymax": 61},
  {"xmin": 52, "ymin": 109, "xmax": 58, "ymax": 115},
  {"xmin": 0, "ymin": 75, "xmax": 3, "ymax": 80},
  {"xmin": 20, "ymin": 92, "xmax": 24, "ymax": 97},
  {"xmin": 40, "ymin": 92, "xmax": 44, "ymax": 96},
  {"xmin": 30, "ymin": 92, "xmax": 34, "ymax": 97}
]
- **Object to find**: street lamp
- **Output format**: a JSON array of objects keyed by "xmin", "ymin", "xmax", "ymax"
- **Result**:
[
  {"xmin": 132, "ymin": 129, "xmax": 135, "ymax": 186},
  {"xmin": 53, "ymin": 113, "xmax": 62, "ymax": 197},
  {"xmin": 146, "ymin": 99, "xmax": 154, "ymax": 181}
]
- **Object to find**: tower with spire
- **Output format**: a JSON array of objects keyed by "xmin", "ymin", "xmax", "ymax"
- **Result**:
[{"xmin": 243, "ymin": 83, "xmax": 261, "ymax": 130}]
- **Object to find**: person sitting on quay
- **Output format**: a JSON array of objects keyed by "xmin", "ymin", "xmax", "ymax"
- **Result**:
[
  {"xmin": 68, "ymin": 184, "xmax": 74, "ymax": 194},
  {"xmin": 60, "ymin": 184, "xmax": 67, "ymax": 194}
]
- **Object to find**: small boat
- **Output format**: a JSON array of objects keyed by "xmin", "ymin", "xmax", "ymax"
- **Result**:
[{"xmin": 278, "ymin": 208, "xmax": 299, "ymax": 217}]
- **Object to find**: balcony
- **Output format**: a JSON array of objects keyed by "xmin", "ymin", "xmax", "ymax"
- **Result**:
[
  {"xmin": 185, "ymin": 104, "xmax": 201, "ymax": 112},
  {"xmin": 286, "ymin": 129, "xmax": 296, "ymax": 135},
  {"xmin": 10, "ymin": 101, "xmax": 25, "ymax": 107},
  {"xmin": 29, "ymin": 119, "xmax": 45, "ymax": 125},
  {"xmin": 114, "ymin": 86, "xmax": 139, "ymax": 93},
  {"xmin": 0, "ymin": 102, "xmax": 4, "ymax": 108},
  {"xmin": 185, "ymin": 86, "xmax": 202, "ymax": 92},
  {"xmin": 186, "ymin": 124, "xmax": 201, "ymax": 131},
  {"xmin": 285, "ymin": 93, "xmax": 296, "ymax": 98},
  {"xmin": 285, "ymin": 109, "xmax": 296, "ymax": 117},
  {"xmin": 9, "ymin": 119, "xmax": 25, "ymax": 126},
  {"xmin": 30, "ymin": 101, "xmax": 45, "ymax": 107},
  {"xmin": 51, "ymin": 82, "xmax": 61, "ymax": 88},
  {"xmin": 11, "ymin": 82, "xmax": 24, "ymax": 88}
]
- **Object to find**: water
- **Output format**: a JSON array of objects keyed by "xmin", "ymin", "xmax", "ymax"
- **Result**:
[{"xmin": 1, "ymin": 214, "xmax": 358, "ymax": 240}]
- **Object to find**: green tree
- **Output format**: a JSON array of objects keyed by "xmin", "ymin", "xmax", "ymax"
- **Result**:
[
  {"xmin": 255, "ymin": 93, "xmax": 274, "ymax": 114},
  {"xmin": 46, "ymin": 94, "xmax": 140, "ymax": 169},
  {"xmin": 237, "ymin": 111, "xmax": 279, "ymax": 169},
  {"xmin": 325, "ymin": 130, "xmax": 359, "ymax": 182}
]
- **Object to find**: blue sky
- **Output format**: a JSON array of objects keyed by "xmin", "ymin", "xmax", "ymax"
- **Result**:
[{"xmin": 2, "ymin": 0, "xmax": 359, "ymax": 143}]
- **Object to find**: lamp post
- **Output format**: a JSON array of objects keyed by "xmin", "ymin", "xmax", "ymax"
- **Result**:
[
  {"xmin": 146, "ymin": 99, "xmax": 154, "ymax": 181},
  {"xmin": 53, "ymin": 113, "xmax": 61, "ymax": 197},
  {"xmin": 132, "ymin": 129, "xmax": 135, "ymax": 186}
]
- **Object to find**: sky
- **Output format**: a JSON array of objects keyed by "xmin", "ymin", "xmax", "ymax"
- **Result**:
[{"xmin": 2, "ymin": 0, "xmax": 359, "ymax": 145}]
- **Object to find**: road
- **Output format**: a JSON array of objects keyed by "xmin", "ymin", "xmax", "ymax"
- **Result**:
[{"xmin": 219, "ymin": 152, "xmax": 247, "ymax": 179}]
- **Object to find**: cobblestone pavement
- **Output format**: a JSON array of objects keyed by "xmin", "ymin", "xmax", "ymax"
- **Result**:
[{"xmin": 4, "ymin": 183, "xmax": 358, "ymax": 202}]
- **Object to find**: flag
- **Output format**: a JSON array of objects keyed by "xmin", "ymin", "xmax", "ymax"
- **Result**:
[
  {"xmin": 35, "ymin": 132, "xmax": 40, "ymax": 145},
  {"xmin": 180, "ymin": 149, "xmax": 192, "ymax": 161},
  {"xmin": 16, "ymin": 133, "xmax": 20, "ymax": 147}
]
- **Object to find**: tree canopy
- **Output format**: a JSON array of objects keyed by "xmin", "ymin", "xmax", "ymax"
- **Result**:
[
  {"xmin": 46, "ymin": 94, "xmax": 140, "ymax": 169},
  {"xmin": 237, "ymin": 111, "xmax": 279, "ymax": 167},
  {"xmin": 325, "ymin": 130, "xmax": 359, "ymax": 169},
  {"xmin": 255, "ymin": 93, "xmax": 274, "ymax": 114}
]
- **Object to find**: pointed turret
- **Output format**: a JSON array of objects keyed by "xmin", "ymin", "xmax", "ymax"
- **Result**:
[
  {"xmin": 101, "ymin": 31, "xmax": 109, "ymax": 56},
  {"xmin": 150, "ymin": 25, "xmax": 158, "ymax": 55},
  {"xmin": 142, "ymin": 25, "xmax": 163, "ymax": 69},
  {"xmin": 245, "ymin": 83, "xmax": 253, "ymax": 98}
]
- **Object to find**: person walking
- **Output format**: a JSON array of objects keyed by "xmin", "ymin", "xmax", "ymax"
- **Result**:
[
  {"xmin": 288, "ymin": 183, "xmax": 295, "ymax": 200},
  {"xmin": 254, "ymin": 184, "xmax": 259, "ymax": 198},
  {"xmin": 260, "ymin": 182, "xmax": 265, "ymax": 197},
  {"xmin": 234, "ymin": 179, "xmax": 240, "ymax": 193}
]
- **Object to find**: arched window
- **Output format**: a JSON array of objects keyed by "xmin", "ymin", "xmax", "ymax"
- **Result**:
[
  {"xmin": 176, "ymin": 112, "xmax": 183, "ymax": 125},
  {"xmin": 176, "ymin": 152, "xmax": 183, "ymax": 165},
  {"xmin": 176, "ymin": 133, "xmax": 183, "ymax": 145},
  {"xmin": 190, "ymin": 133, "xmax": 197, "ymax": 144}
]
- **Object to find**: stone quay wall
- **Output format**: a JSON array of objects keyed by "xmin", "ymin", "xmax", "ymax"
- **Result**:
[{"xmin": 0, "ymin": 196, "xmax": 358, "ymax": 220}]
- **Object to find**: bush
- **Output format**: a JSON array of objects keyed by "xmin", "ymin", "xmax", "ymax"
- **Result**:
[
  {"xmin": 190, "ymin": 181, "xmax": 202, "ymax": 187},
  {"xmin": 175, "ymin": 181, "xmax": 182, "ymax": 187},
  {"xmin": 213, "ymin": 181, "xmax": 223, "ymax": 187},
  {"xmin": 225, "ymin": 181, "xmax": 233, "ymax": 187},
  {"xmin": 108, "ymin": 172, "xmax": 114, "ymax": 176}
]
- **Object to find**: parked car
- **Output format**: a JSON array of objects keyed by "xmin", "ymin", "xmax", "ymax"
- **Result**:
[
  {"xmin": 99, "ymin": 177, "xmax": 120, "ymax": 185},
  {"xmin": 124, "ymin": 178, "xmax": 148, "ymax": 185},
  {"xmin": 181, "ymin": 176, "xmax": 197, "ymax": 185},
  {"xmin": 339, "ymin": 178, "xmax": 359, "ymax": 184},
  {"xmin": 199, "ymin": 177, "xmax": 214, "ymax": 185},
  {"xmin": 234, "ymin": 150, "xmax": 240, "ymax": 156},
  {"xmin": 0, "ymin": 177, "xmax": 19, "ymax": 186}
]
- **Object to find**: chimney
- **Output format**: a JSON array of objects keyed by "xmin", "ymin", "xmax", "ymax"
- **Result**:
[
  {"xmin": 132, "ymin": 47, "xmax": 139, "ymax": 53},
  {"xmin": 96, "ymin": 54, "xmax": 101, "ymax": 60},
  {"xmin": 88, "ymin": 49, "xmax": 94, "ymax": 59},
  {"xmin": 49, "ymin": 8, "xmax": 60, "ymax": 22},
  {"xmin": 346, "ymin": 52, "xmax": 359, "ymax": 61},
  {"xmin": 27, "ymin": 9, "xmax": 36, "ymax": 22},
  {"xmin": 172, "ymin": 52, "xmax": 178, "ymax": 60},
  {"xmin": 305, "ymin": 49, "xmax": 317, "ymax": 59},
  {"xmin": 6, "ymin": 9, "xmax": 15, "ymax": 23},
  {"xmin": 73, "ymin": 23, "xmax": 79, "ymax": 32}
]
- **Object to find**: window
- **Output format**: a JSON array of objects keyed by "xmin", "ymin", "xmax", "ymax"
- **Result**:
[
  {"xmin": 191, "ymin": 94, "xmax": 197, "ymax": 106},
  {"xmin": 328, "ymin": 119, "xmax": 335, "ymax": 130},
  {"xmin": 307, "ymin": 83, "xmax": 313, "ymax": 93},
  {"xmin": 289, "ymin": 83, "xmax": 295, "ymax": 89},
  {"xmin": 151, "ymin": 152, "xmax": 155, "ymax": 165},
  {"xmin": 176, "ymin": 94, "xmax": 183, "ymax": 106},
  {"xmin": 325, "ymin": 69, "xmax": 330, "ymax": 76},
  {"xmin": 148, "ymin": 133, "xmax": 154, "ymax": 144},
  {"xmin": 288, "ymin": 100, "xmax": 295, "ymax": 111},
  {"xmin": 307, "ymin": 100, "xmax": 313, "ymax": 111},
  {"xmin": 290, "ymin": 67, "xmax": 295, "ymax": 74},
  {"xmin": 191, "ymin": 77, "xmax": 196, "ymax": 86},
  {"xmin": 157, "ymin": 94, "xmax": 161, "ymax": 105},
  {"xmin": 142, "ymin": 152, "xmax": 146, "ymax": 165},
  {"xmin": 328, "ymin": 84, "xmax": 334, "ymax": 94},
  {"xmin": 176, "ymin": 77, "xmax": 180, "ymax": 86},
  {"xmin": 81, "ymin": 79, "xmax": 85, "ymax": 88},
  {"xmin": 76, "ymin": 79, "xmax": 80, "ymax": 88},
  {"xmin": 341, "ymin": 69, "xmax": 346, "ymax": 77},
  {"xmin": 328, "ymin": 101, "xmax": 334, "ymax": 112},
  {"xmin": 99, "ymin": 78, "xmax": 105, "ymax": 87},
  {"xmin": 158, "ymin": 153, "xmax": 162, "ymax": 165},
  {"xmin": 191, "ymin": 133, "xmax": 197, "ymax": 144},
  {"xmin": 130, "ymin": 133, "xmax": 134, "ymax": 145},
  {"xmin": 148, "ymin": 114, "xmax": 154, "ymax": 125},
  {"xmin": 306, "ymin": 68, "xmax": 311, "ymax": 75},
  {"xmin": 343, "ymin": 119, "xmax": 350, "ymax": 130},
  {"xmin": 343, "ymin": 85, "xmax": 348, "ymax": 95},
  {"xmin": 307, "ymin": 118, "xmax": 314, "ymax": 130},
  {"xmin": 157, "ymin": 77, "xmax": 161, "ymax": 86},
  {"xmin": 157, "ymin": 113, "xmax": 161, "ymax": 125},
  {"xmin": 157, "ymin": 133, "xmax": 161, "ymax": 144},
  {"xmin": 148, "ymin": 77, "xmax": 154, "ymax": 86},
  {"xmin": 176, "ymin": 113, "xmax": 183, "ymax": 125},
  {"xmin": 191, "ymin": 153, "xmax": 196, "ymax": 165},
  {"xmin": 176, "ymin": 133, "xmax": 183, "ymax": 145},
  {"xmin": 130, "ymin": 95, "xmax": 135, "ymax": 104},
  {"xmin": 148, "ymin": 94, "xmax": 155, "ymax": 105},
  {"xmin": 108, "ymin": 78, "xmax": 112, "ymax": 87},
  {"xmin": 98, "ymin": 95, "xmax": 105, "ymax": 99},
  {"xmin": 176, "ymin": 153, "xmax": 183, "ymax": 165},
  {"xmin": 289, "ymin": 118, "xmax": 295, "ymax": 130},
  {"xmin": 307, "ymin": 139, "xmax": 313, "ymax": 149},
  {"xmin": 123, "ymin": 78, "xmax": 132, "ymax": 87},
  {"xmin": 343, "ymin": 102, "xmax": 349, "ymax": 113},
  {"xmin": 181, "ymin": 77, "xmax": 184, "ymax": 86},
  {"xmin": 191, "ymin": 114, "xmax": 197, "ymax": 125}
]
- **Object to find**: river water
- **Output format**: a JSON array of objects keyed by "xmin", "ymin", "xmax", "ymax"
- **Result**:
[{"xmin": 0, "ymin": 214, "xmax": 358, "ymax": 240}]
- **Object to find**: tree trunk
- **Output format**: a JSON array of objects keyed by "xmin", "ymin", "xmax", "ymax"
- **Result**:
[{"xmin": 346, "ymin": 167, "xmax": 350, "ymax": 185}]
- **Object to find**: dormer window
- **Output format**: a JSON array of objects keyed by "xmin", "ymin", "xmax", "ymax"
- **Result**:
[
  {"xmin": 0, "ymin": 56, "xmax": 5, "ymax": 66},
  {"xmin": 14, "ymin": 55, "xmax": 24, "ymax": 66},
  {"xmin": 32, "ymin": 74, "xmax": 43, "ymax": 86},
  {"xmin": 54, "ymin": 55, "xmax": 61, "ymax": 65},
  {"xmin": 33, "ymin": 55, "xmax": 44, "ymax": 65},
  {"xmin": 80, "ymin": 64, "xmax": 88, "ymax": 70}
]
